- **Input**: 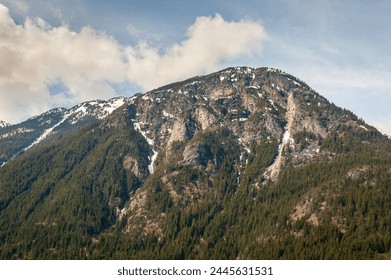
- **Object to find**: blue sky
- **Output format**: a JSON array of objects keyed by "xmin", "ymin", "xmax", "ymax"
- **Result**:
[{"xmin": 0, "ymin": 0, "xmax": 390, "ymax": 134}]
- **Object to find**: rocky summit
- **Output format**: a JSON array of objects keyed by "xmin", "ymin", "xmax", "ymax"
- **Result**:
[{"xmin": 1, "ymin": 67, "xmax": 391, "ymax": 259}]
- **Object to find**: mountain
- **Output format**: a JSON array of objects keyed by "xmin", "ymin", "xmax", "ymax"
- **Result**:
[
  {"xmin": 0, "ymin": 97, "xmax": 126, "ymax": 167},
  {"xmin": 0, "ymin": 67, "xmax": 390, "ymax": 260}
]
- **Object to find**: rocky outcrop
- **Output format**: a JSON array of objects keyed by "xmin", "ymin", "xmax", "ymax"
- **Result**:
[
  {"xmin": 117, "ymin": 67, "xmax": 382, "ymax": 187},
  {"xmin": 123, "ymin": 155, "xmax": 140, "ymax": 177}
]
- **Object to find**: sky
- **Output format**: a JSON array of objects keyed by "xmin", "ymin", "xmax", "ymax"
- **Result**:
[{"xmin": 0, "ymin": 0, "xmax": 390, "ymax": 134}]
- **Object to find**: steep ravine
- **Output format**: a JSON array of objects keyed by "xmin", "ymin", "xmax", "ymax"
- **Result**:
[{"xmin": 265, "ymin": 91, "xmax": 296, "ymax": 181}]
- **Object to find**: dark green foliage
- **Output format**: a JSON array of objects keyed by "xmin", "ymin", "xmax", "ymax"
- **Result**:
[
  {"xmin": 0, "ymin": 109, "xmax": 153, "ymax": 259},
  {"xmin": 293, "ymin": 130, "xmax": 318, "ymax": 151},
  {"xmin": 240, "ymin": 141, "xmax": 277, "ymax": 186}
]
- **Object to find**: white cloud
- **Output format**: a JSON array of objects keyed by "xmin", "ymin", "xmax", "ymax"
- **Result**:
[
  {"xmin": 126, "ymin": 14, "xmax": 267, "ymax": 90},
  {"xmin": 0, "ymin": 4, "xmax": 128, "ymax": 123},
  {"xmin": 0, "ymin": 0, "xmax": 29, "ymax": 14},
  {"xmin": 0, "ymin": 5, "xmax": 267, "ymax": 124}
]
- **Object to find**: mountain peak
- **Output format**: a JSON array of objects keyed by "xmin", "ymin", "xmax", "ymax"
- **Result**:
[
  {"xmin": 126, "ymin": 66, "xmax": 381, "ymax": 182},
  {"xmin": 1, "ymin": 67, "xmax": 390, "ymax": 259}
]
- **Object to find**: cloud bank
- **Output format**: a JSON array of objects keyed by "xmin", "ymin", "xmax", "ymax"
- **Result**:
[
  {"xmin": 125, "ymin": 14, "xmax": 267, "ymax": 89},
  {"xmin": 0, "ymin": 4, "xmax": 267, "ymax": 123}
]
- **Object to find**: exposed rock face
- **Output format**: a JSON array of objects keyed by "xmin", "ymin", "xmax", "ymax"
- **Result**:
[
  {"xmin": 123, "ymin": 67, "xmax": 370, "ymax": 185},
  {"xmin": 195, "ymin": 107, "xmax": 218, "ymax": 131},
  {"xmin": 167, "ymin": 119, "xmax": 187, "ymax": 148},
  {"xmin": 112, "ymin": 66, "xmax": 382, "ymax": 235},
  {"xmin": 264, "ymin": 92, "xmax": 296, "ymax": 181},
  {"xmin": 123, "ymin": 155, "xmax": 140, "ymax": 177},
  {"xmin": 180, "ymin": 143, "xmax": 211, "ymax": 166}
]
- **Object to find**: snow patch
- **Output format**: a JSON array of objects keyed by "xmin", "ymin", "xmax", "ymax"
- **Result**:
[
  {"xmin": 75, "ymin": 104, "xmax": 88, "ymax": 115},
  {"xmin": 238, "ymin": 137, "xmax": 251, "ymax": 154},
  {"xmin": 128, "ymin": 95, "xmax": 138, "ymax": 102},
  {"xmin": 132, "ymin": 119, "xmax": 158, "ymax": 174},
  {"xmin": 132, "ymin": 122, "xmax": 153, "ymax": 146},
  {"xmin": 293, "ymin": 80, "xmax": 301, "ymax": 86},
  {"xmin": 246, "ymin": 85, "xmax": 260, "ymax": 90},
  {"xmin": 266, "ymin": 67, "xmax": 278, "ymax": 73},
  {"xmin": 148, "ymin": 149, "xmax": 158, "ymax": 174},
  {"xmin": 282, "ymin": 130, "xmax": 294, "ymax": 147},
  {"xmin": 269, "ymin": 99, "xmax": 277, "ymax": 110},
  {"xmin": 187, "ymin": 81, "xmax": 200, "ymax": 87},
  {"xmin": 24, "ymin": 113, "xmax": 71, "ymax": 151},
  {"xmin": 359, "ymin": 125, "xmax": 368, "ymax": 131},
  {"xmin": 162, "ymin": 110, "xmax": 175, "ymax": 118},
  {"xmin": 141, "ymin": 94, "xmax": 151, "ymax": 101},
  {"xmin": 0, "ymin": 127, "xmax": 34, "ymax": 139},
  {"xmin": 102, "ymin": 98, "xmax": 125, "ymax": 115},
  {"xmin": 376, "ymin": 126, "xmax": 391, "ymax": 138},
  {"xmin": 230, "ymin": 74, "xmax": 238, "ymax": 82},
  {"xmin": 0, "ymin": 120, "xmax": 10, "ymax": 128}
]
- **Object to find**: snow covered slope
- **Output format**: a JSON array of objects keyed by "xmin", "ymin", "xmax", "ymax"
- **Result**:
[{"xmin": 0, "ymin": 97, "xmax": 127, "ymax": 166}]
